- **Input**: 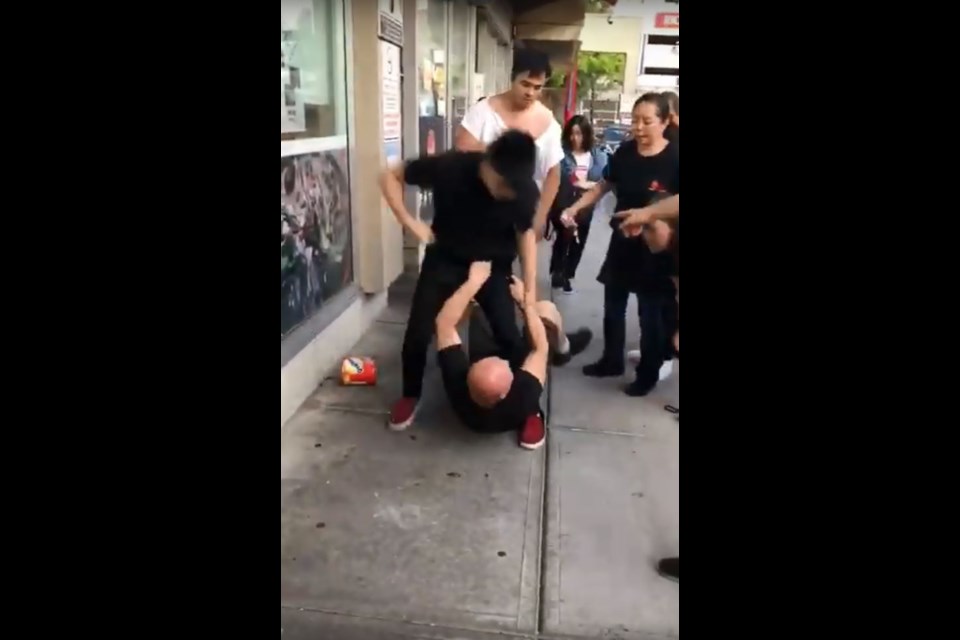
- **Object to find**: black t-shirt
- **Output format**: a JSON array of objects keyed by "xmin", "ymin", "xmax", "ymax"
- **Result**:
[
  {"xmin": 599, "ymin": 141, "xmax": 680, "ymax": 294},
  {"xmin": 404, "ymin": 152, "xmax": 536, "ymax": 265},
  {"xmin": 437, "ymin": 345, "xmax": 543, "ymax": 433}
]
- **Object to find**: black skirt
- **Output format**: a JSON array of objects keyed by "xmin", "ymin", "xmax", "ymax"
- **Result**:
[{"xmin": 597, "ymin": 229, "xmax": 676, "ymax": 297}]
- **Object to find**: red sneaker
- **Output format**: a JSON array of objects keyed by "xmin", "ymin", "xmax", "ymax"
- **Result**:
[
  {"xmin": 519, "ymin": 414, "xmax": 546, "ymax": 450},
  {"xmin": 389, "ymin": 397, "xmax": 418, "ymax": 431}
]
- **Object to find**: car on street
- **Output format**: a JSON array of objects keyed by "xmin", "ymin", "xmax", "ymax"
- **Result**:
[{"xmin": 599, "ymin": 125, "xmax": 631, "ymax": 155}]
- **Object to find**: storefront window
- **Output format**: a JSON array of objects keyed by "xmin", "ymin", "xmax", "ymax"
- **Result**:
[
  {"xmin": 281, "ymin": 0, "xmax": 348, "ymax": 139},
  {"xmin": 417, "ymin": 0, "xmax": 448, "ymax": 155},
  {"xmin": 448, "ymin": 0, "xmax": 471, "ymax": 136},
  {"xmin": 281, "ymin": 0, "xmax": 353, "ymax": 338},
  {"xmin": 497, "ymin": 42, "xmax": 512, "ymax": 93},
  {"xmin": 475, "ymin": 15, "xmax": 496, "ymax": 97}
]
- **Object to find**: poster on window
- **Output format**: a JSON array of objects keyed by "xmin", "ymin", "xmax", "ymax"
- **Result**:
[
  {"xmin": 281, "ymin": 148, "xmax": 353, "ymax": 337},
  {"xmin": 281, "ymin": 0, "xmax": 312, "ymax": 133},
  {"xmin": 281, "ymin": 35, "xmax": 306, "ymax": 132}
]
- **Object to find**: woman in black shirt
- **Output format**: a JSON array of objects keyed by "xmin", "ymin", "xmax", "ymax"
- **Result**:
[{"xmin": 559, "ymin": 93, "xmax": 679, "ymax": 396}]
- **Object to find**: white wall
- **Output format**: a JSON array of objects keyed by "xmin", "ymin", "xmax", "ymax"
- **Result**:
[
  {"xmin": 636, "ymin": 74, "xmax": 678, "ymax": 91},
  {"xmin": 579, "ymin": 13, "xmax": 643, "ymax": 99},
  {"xmin": 609, "ymin": 0, "xmax": 678, "ymax": 98},
  {"xmin": 280, "ymin": 291, "xmax": 388, "ymax": 428}
]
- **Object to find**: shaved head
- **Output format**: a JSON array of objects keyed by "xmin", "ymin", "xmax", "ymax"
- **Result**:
[{"xmin": 467, "ymin": 357, "xmax": 514, "ymax": 407}]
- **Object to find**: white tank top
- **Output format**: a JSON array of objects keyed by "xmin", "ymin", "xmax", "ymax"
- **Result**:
[{"xmin": 460, "ymin": 99, "xmax": 565, "ymax": 191}]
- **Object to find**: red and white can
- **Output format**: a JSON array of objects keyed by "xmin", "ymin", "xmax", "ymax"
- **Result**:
[{"xmin": 340, "ymin": 356, "xmax": 378, "ymax": 385}]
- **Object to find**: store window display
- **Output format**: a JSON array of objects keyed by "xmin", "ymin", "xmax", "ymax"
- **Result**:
[{"xmin": 280, "ymin": 0, "xmax": 353, "ymax": 338}]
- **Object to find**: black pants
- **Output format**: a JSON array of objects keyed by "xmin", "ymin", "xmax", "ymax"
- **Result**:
[
  {"xmin": 402, "ymin": 247, "xmax": 524, "ymax": 399},
  {"xmin": 602, "ymin": 284, "xmax": 678, "ymax": 384},
  {"xmin": 549, "ymin": 210, "xmax": 592, "ymax": 279}
]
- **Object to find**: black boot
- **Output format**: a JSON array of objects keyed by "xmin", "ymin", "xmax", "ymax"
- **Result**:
[
  {"xmin": 657, "ymin": 557, "xmax": 678, "ymax": 583},
  {"xmin": 583, "ymin": 358, "xmax": 624, "ymax": 377},
  {"xmin": 624, "ymin": 373, "xmax": 658, "ymax": 397},
  {"xmin": 552, "ymin": 328, "xmax": 593, "ymax": 366}
]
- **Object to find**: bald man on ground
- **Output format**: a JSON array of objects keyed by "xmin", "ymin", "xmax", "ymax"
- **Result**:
[{"xmin": 435, "ymin": 261, "xmax": 590, "ymax": 449}]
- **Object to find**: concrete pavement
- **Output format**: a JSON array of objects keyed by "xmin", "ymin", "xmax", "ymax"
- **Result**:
[{"xmin": 280, "ymin": 195, "xmax": 679, "ymax": 639}]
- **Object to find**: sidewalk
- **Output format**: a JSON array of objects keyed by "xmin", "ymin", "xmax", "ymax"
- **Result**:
[{"xmin": 280, "ymin": 195, "xmax": 679, "ymax": 639}]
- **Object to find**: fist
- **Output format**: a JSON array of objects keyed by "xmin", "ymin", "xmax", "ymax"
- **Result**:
[
  {"xmin": 468, "ymin": 261, "xmax": 492, "ymax": 284},
  {"xmin": 642, "ymin": 220, "xmax": 673, "ymax": 252},
  {"xmin": 411, "ymin": 219, "xmax": 434, "ymax": 245},
  {"xmin": 615, "ymin": 209, "xmax": 651, "ymax": 235}
]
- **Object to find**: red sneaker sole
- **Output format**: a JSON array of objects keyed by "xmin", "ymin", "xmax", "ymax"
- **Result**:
[
  {"xmin": 388, "ymin": 411, "xmax": 416, "ymax": 431},
  {"xmin": 519, "ymin": 436, "xmax": 545, "ymax": 451}
]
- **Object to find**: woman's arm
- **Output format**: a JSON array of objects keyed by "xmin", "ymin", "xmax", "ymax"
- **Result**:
[
  {"xmin": 613, "ymin": 194, "xmax": 680, "ymax": 232},
  {"xmin": 560, "ymin": 180, "xmax": 613, "ymax": 226},
  {"xmin": 561, "ymin": 150, "xmax": 617, "ymax": 225}
]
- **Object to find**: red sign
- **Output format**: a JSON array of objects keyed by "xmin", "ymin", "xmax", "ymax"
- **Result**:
[{"xmin": 655, "ymin": 12, "xmax": 680, "ymax": 29}]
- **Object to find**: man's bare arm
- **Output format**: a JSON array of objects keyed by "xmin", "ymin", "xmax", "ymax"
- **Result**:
[
  {"xmin": 519, "ymin": 303, "xmax": 549, "ymax": 385},
  {"xmin": 436, "ymin": 262, "xmax": 491, "ymax": 349},
  {"xmin": 562, "ymin": 180, "xmax": 614, "ymax": 222},
  {"xmin": 641, "ymin": 194, "xmax": 680, "ymax": 221},
  {"xmin": 379, "ymin": 164, "xmax": 433, "ymax": 244},
  {"xmin": 534, "ymin": 164, "xmax": 560, "ymax": 236},
  {"xmin": 613, "ymin": 194, "xmax": 680, "ymax": 232},
  {"xmin": 455, "ymin": 125, "xmax": 486, "ymax": 152},
  {"xmin": 517, "ymin": 228, "xmax": 538, "ymax": 306}
]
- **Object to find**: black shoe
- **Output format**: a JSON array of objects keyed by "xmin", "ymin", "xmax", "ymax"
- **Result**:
[
  {"xmin": 551, "ymin": 273, "xmax": 564, "ymax": 289},
  {"xmin": 624, "ymin": 376, "xmax": 658, "ymax": 397},
  {"xmin": 583, "ymin": 359, "xmax": 625, "ymax": 377},
  {"xmin": 562, "ymin": 278, "xmax": 573, "ymax": 294},
  {"xmin": 567, "ymin": 328, "xmax": 592, "ymax": 356},
  {"xmin": 552, "ymin": 328, "xmax": 593, "ymax": 366},
  {"xmin": 657, "ymin": 557, "xmax": 678, "ymax": 583}
]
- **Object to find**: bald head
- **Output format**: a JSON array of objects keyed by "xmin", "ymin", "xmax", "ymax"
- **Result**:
[{"xmin": 467, "ymin": 357, "xmax": 514, "ymax": 407}]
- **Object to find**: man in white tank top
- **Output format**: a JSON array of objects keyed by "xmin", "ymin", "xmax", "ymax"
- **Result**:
[{"xmin": 456, "ymin": 49, "xmax": 564, "ymax": 307}]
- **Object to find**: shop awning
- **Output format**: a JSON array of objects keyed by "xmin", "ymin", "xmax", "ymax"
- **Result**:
[{"xmin": 511, "ymin": 0, "xmax": 587, "ymax": 71}]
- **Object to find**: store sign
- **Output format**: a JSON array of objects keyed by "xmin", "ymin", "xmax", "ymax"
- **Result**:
[
  {"xmin": 378, "ymin": 11, "xmax": 403, "ymax": 48},
  {"xmin": 655, "ymin": 12, "xmax": 680, "ymax": 29},
  {"xmin": 381, "ymin": 40, "xmax": 402, "ymax": 154}
]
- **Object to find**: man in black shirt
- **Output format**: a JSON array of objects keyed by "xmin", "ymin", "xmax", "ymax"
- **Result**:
[
  {"xmin": 380, "ymin": 131, "xmax": 541, "ymax": 431},
  {"xmin": 434, "ymin": 261, "xmax": 549, "ymax": 448}
]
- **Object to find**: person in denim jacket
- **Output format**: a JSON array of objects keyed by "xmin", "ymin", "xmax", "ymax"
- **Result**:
[{"xmin": 548, "ymin": 115, "xmax": 608, "ymax": 293}]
